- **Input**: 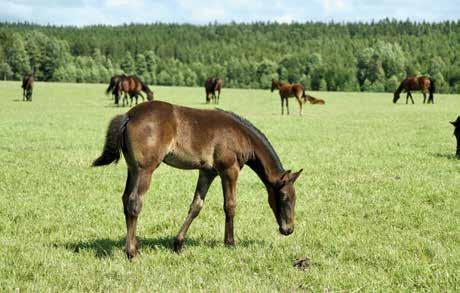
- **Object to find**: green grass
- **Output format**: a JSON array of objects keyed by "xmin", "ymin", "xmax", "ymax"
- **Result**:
[{"xmin": 0, "ymin": 81, "xmax": 459, "ymax": 291}]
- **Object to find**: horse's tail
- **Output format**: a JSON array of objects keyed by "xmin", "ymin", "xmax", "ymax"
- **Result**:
[
  {"xmin": 429, "ymin": 78, "xmax": 435, "ymax": 100},
  {"xmin": 92, "ymin": 114, "xmax": 129, "ymax": 167},
  {"xmin": 106, "ymin": 79, "xmax": 117, "ymax": 95}
]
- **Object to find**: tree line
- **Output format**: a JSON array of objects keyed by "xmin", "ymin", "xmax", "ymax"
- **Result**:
[{"xmin": 0, "ymin": 20, "xmax": 459, "ymax": 93}]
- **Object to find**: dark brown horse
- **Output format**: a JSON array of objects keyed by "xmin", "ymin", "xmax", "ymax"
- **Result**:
[
  {"xmin": 205, "ymin": 77, "xmax": 223, "ymax": 104},
  {"xmin": 22, "ymin": 72, "xmax": 34, "ymax": 101},
  {"xmin": 106, "ymin": 74, "xmax": 126, "ymax": 105},
  {"xmin": 93, "ymin": 100, "xmax": 302, "ymax": 259},
  {"xmin": 115, "ymin": 75, "xmax": 154, "ymax": 107},
  {"xmin": 393, "ymin": 76, "xmax": 435, "ymax": 104},
  {"xmin": 271, "ymin": 79, "xmax": 307, "ymax": 115},
  {"xmin": 304, "ymin": 95, "xmax": 325, "ymax": 105},
  {"xmin": 450, "ymin": 116, "xmax": 460, "ymax": 157}
]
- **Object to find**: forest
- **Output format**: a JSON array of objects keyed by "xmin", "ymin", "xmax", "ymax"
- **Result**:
[{"xmin": 0, "ymin": 20, "xmax": 459, "ymax": 93}]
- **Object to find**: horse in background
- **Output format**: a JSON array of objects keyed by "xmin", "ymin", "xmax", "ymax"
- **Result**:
[
  {"xmin": 271, "ymin": 79, "xmax": 307, "ymax": 115},
  {"xmin": 393, "ymin": 76, "xmax": 435, "ymax": 104},
  {"xmin": 450, "ymin": 116, "xmax": 460, "ymax": 157},
  {"xmin": 304, "ymin": 94, "xmax": 325, "ymax": 105},
  {"xmin": 113, "ymin": 75, "xmax": 154, "ymax": 107},
  {"xmin": 106, "ymin": 74, "xmax": 126, "ymax": 105},
  {"xmin": 22, "ymin": 71, "xmax": 34, "ymax": 101},
  {"xmin": 205, "ymin": 77, "xmax": 223, "ymax": 104},
  {"xmin": 92, "ymin": 100, "xmax": 302, "ymax": 258}
]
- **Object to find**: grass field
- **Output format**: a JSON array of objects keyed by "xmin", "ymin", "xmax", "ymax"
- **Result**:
[{"xmin": 0, "ymin": 81, "xmax": 459, "ymax": 291}]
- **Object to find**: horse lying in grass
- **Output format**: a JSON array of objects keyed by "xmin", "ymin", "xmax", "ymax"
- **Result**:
[
  {"xmin": 93, "ymin": 100, "xmax": 303, "ymax": 259},
  {"xmin": 304, "ymin": 95, "xmax": 325, "ymax": 105}
]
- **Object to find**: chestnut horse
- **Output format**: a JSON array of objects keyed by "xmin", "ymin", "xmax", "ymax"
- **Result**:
[
  {"xmin": 304, "ymin": 95, "xmax": 325, "ymax": 105},
  {"xmin": 115, "ymin": 75, "xmax": 154, "ymax": 107},
  {"xmin": 22, "ymin": 72, "xmax": 34, "ymax": 101},
  {"xmin": 205, "ymin": 77, "xmax": 223, "ymax": 104},
  {"xmin": 393, "ymin": 76, "xmax": 435, "ymax": 104},
  {"xmin": 271, "ymin": 79, "xmax": 307, "ymax": 115},
  {"xmin": 450, "ymin": 116, "xmax": 460, "ymax": 157},
  {"xmin": 106, "ymin": 74, "xmax": 126, "ymax": 105},
  {"xmin": 93, "ymin": 100, "xmax": 302, "ymax": 259}
]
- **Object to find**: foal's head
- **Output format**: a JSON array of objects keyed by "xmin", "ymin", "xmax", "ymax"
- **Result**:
[
  {"xmin": 271, "ymin": 79, "xmax": 280, "ymax": 92},
  {"xmin": 147, "ymin": 91, "xmax": 154, "ymax": 101},
  {"xmin": 268, "ymin": 169, "xmax": 303, "ymax": 235},
  {"xmin": 393, "ymin": 91, "xmax": 400, "ymax": 103}
]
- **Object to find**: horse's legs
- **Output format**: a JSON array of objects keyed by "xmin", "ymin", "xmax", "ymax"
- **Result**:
[
  {"xmin": 296, "ymin": 97, "xmax": 303, "ymax": 115},
  {"xmin": 281, "ymin": 98, "xmax": 284, "ymax": 115},
  {"xmin": 408, "ymin": 92, "xmax": 414, "ymax": 104},
  {"xmin": 217, "ymin": 90, "xmax": 220, "ymax": 104},
  {"xmin": 286, "ymin": 98, "xmax": 290, "ymax": 115},
  {"xmin": 122, "ymin": 167, "xmax": 153, "ymax": 259},
  {"xmin": 23, "ymin": 89, "xmax": 26, "ymax": 101},
  {"xmin": 405, "ymin": 92, "xmax": 409, "ymax": 104},
  {"xmin": 173, "ymin": 170, "xmax": 217, "ymax": 252},
  {"xmin": 423, "ymin": 92, "xmax": 426, "ymax": 104},
  {"xmin": 220, "ymin": 165, "xmax": 239, "ymax": 246}
]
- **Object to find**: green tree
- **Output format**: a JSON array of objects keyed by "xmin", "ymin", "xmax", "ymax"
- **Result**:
[{"xmin": 120, "ymin": 52, "xmax": 135, "ymax": 74}]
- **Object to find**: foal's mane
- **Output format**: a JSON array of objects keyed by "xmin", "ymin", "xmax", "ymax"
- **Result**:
[{"xmin": 217, "ymin": 109, "xmax": 284, "ymax": 172}]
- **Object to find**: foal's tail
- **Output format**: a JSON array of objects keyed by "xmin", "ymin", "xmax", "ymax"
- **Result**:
[
  {"xmin": 92, "ymin": 114, "xmax": 129, "ymax": 167},
  {"xmin": 429, "ymin": 78, "xmax": 435, "ymax": 101}
]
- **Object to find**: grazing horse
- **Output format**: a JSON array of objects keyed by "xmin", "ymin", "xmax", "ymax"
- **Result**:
[
  {"xmin": 92, "ymin": 100, "xmax": 302, "ymax": 259},
  {"xmin": 205, "ymin": 77, "xmax": 223, "ymax": 104},
  {"xmin": 271, "ymin": 79, "xmax": 307, "ymax": 115},
  {"xmin": 115, "ymin": 75, "xmax": 154, "ymax": 107},
  {"xmin": 304, "ymin": 95, "xmax": 325, "ymax": 105},
  {"xmin": 22, "ymin": 73, "xmax": 34, "ymax": 101},
  {"xmin": 393, "ymin": 76, "xmax": 435, "ymax": 104},
  {"xmin": 450, "ymin": 116, "xmax": 460, "ymax": 157},
  {"xmin": 106, "ymin": 74, "xmax": 126, "ymax": 105}
]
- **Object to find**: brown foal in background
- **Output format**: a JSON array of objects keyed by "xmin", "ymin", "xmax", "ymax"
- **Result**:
[
  {"xmin": 271, "ymin": 79, "xmax": 307, "ymax": 115},
  {"xmin": 93, "ymin": 100, "xmax": 303, "ymax": 259}
]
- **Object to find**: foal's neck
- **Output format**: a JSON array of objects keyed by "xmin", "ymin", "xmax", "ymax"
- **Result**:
[{"xmin": 246, "ymin": 141, "xmax": 284, "ymax": 188}]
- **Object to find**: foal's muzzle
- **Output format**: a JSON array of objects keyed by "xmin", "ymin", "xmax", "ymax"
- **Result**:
[{"xmin": 279, "ymin": 226, "xmax": 293, "ymax": 236}]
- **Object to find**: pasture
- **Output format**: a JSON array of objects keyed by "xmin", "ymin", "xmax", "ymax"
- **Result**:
[{"xmin": 0, "ymin": 81, "xmax": 458, "ymax": 291}]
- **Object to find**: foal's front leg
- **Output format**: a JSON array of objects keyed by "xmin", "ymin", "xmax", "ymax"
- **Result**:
[
  {"xmin": 174, "ymin": 170, "xmax": 216, "ymax": 252},
  {"xmin": 220, "ymin": 165, "xmax": 239, "ymax": 246}
]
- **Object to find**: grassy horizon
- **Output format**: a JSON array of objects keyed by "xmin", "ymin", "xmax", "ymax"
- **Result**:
[{"xmin": 0, "ymin": 81, "xmax": 458, "ymax": 291}]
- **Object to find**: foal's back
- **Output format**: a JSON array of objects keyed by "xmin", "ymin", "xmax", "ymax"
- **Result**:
[{"xmin": 126, "ymin": 101, "xmax": 251, "ymax": 170}]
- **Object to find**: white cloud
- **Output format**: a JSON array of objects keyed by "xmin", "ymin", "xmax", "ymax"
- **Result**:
[
  {"xmin": 105, "ymin": 0, "xmax": 144, "ymax": 8},
  {"xmin": 323, "ymin": 0, "xmax": 346, "ymax": 12}
]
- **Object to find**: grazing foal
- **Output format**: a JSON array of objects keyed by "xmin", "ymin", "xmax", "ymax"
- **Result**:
[
  {"xmin": 393, "ymin": 76, "xmax": 435, "ymax": 104},
  {"xmin": 93, "ymin": 101, "xmax": 303, "ymax": 258}
]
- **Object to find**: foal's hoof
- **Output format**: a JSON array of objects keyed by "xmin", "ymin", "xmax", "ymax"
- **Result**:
[
  {"xmin": 173, "ymin": 239, "xmax": 183, "ymax": 253},
  {"xmin": 125, "ymin": 249, "xmax": 138, "ymax": 260}
]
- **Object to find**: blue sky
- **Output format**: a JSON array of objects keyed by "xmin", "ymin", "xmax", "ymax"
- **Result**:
[{"xmin": 1, "ymin": 0, "xmax": 458, "ymax": 26}]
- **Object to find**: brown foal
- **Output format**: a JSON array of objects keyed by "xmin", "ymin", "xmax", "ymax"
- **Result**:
[
  {"xmin": 271, "ymin": 79, "xmax": 307, "ymax": 115},
  {"xmin": 304, "ymin": 95, "xmax": 325, "ymax": 105},
  {"xmin": 93, "ymin": 100, "xmax": 303, "ymax": 259}
]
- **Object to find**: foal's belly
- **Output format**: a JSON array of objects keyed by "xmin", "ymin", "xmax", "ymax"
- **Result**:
[{"xmin": 163, "ymin": 150, "xmax": 214, "ymax": 170}]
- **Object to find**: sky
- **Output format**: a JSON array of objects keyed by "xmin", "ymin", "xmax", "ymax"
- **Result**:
[{"xmin": 1, "ymin": 0, "xmax": 458, "ymax": 26}]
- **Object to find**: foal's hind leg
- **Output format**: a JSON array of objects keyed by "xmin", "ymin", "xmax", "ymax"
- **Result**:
[
  {"xmin": 423, "ymin": 92, "xmax": 427, "ymax": 104},
  {"xmin": 174, "ymin": 170, "xmax": 217, "ymax": 252},
  {"xmin": 296, "ymin": 96, "xmax": 303, "ymax": 115},
  {"xmin": 280, "ymin": 98, "xmax": 284, "ymax": 115},
  {"xmin": 122, "ymin": 167, "xmax": 153, "ymax": 259}
]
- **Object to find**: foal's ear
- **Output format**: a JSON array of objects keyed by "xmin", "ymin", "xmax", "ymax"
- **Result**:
[{"xmin": 289, "ymin": 169, "xmax": 303, "ymax": 183}]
